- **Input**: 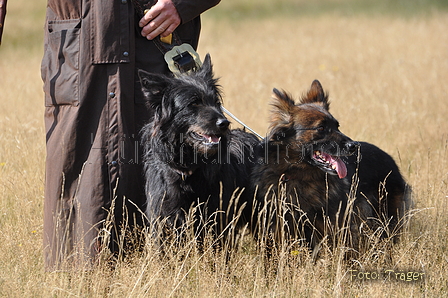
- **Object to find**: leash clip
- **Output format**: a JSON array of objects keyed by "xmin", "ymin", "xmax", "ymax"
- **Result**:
[{"xmin": 164, "ymin": 44, "xmax": 202, "ymax": 75}]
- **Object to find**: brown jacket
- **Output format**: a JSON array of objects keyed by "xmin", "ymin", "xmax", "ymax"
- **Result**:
[{"xmin": 41, "ymin": 0, "xmax": 219, "ymax": 269}]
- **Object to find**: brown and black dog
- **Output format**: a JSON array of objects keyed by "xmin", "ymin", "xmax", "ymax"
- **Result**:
[{"xmin": 251, "ymin": 80, "xmax": 411, "ymax": 254}]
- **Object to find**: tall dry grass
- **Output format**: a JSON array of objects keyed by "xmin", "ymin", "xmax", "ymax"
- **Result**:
[{"xmin": 1, "ymin": 0, "xmax": 448, "ymax": 297}]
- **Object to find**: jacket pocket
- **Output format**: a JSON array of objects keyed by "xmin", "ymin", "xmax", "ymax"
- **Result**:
[{"xmin": 42, "ymin": 19, "xmax": 81, "ymax": 106}]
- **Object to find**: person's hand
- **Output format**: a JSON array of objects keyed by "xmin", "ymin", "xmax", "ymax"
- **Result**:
[{"xmin": 139, "ymin": 0, "xmax": 181, "ymax": 40}]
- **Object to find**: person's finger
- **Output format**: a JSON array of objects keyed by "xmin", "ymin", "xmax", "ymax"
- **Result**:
[
  {"xmin": 144, "ymin": 18, "xmax": 172, "ymax": 40},
  {"xmin": 160, "ymin": 22, "xmax": 178, "ymax": 38},
  {"xmin": 141, "ymin": 15, "xmax": 180, "ymax": 40},
  {"xmin": 139, "ymin": 8, "xmax": 158, "ymax": 28}
]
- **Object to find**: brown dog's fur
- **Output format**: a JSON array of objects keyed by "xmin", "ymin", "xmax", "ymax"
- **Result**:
[{"xmin": 252, "ymin": 80, "xmax": 410, "ymax": 255}]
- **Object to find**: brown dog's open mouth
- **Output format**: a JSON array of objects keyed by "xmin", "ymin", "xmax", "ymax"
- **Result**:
[
  {"xmin": 190, "ymin": 132, "xmax": 222, "ymax": 146},
  {"xmin": 312, "ymin": 150, "xmax": 347, "ymax": 179}
]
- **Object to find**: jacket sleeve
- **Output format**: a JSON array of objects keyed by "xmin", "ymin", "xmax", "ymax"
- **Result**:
[
  {"xmin": 172, "ymin": 0, "xmax": 221, "ymax": 24},
  {"xmin": 0, "ymin": 0, "xmax": 7, "ymax": 44}
]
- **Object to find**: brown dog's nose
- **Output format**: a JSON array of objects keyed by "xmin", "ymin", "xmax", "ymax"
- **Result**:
[
  {"xmin": 345, "ymin": 141, "xmax": 359, "ymax": 155},
  {"xmin": 216, "ymin": 118, "xmax": 230, "ymax": 130}
]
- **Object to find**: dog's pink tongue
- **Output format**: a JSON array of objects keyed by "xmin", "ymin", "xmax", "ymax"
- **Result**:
[
  {"xmin": 323, "ymin": 152, "xmax": 347, "ymax": 179},
  {"xmin": 333, "ymin": 156, "xmax": 347, "ymax": 179}
]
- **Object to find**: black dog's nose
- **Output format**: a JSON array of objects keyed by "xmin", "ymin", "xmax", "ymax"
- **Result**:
[
  {"xmin": 216, "ymin": 118, "xmax": 230, "ymax": 130},
  {"xmin": 345, "ymin": 141, "xmax": 359, "ymax": 155}
]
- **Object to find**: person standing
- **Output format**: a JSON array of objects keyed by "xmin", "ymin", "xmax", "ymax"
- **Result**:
[{"xmin": 41, "ymin": 0, "xmax": 220, "ymax": 270}]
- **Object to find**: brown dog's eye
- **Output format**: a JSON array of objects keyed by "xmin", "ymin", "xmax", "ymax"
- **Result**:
[{"xmin": 317, "ymin": 126, "xmax": 325, "ymax": 132}]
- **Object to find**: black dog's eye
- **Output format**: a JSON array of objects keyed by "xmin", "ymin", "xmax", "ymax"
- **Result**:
[
  {"xmin": 190, "ymin": 97, "xmax": 202, "ymax": 107},
  {"xmin": 316, "ymin": 126, "xmax": 325, "ymax": 132}
]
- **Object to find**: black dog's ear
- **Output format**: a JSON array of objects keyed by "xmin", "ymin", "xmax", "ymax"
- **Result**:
[
  {"xmin": 195, "ymin": 53, "xmax": 221, "ymax": 96},
  {"xmin": 200, "ymin": 53, "xmax": 213, "ymax": 78},
  {"xmin": 138, "ymin": 69, "xmax": 171, "ymax": 106},
  {"xmin": 300, "ymin": 80, "xmax": 330, "ymax": 110},
  {"xmin": 197, "ymin": 53, "xmax": 218, "ymax": 86},
  {"xmin": 268, "ymin": 88, "xmax": 296, "ymax": 142}
]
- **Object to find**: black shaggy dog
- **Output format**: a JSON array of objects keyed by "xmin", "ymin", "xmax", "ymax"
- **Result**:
[
  {"xmin": 138, "ymin": 54, "xmax": 258, "ymax": 247},
  {"xmin": 252, "ymin": 80, "xmax": 411, "ymax": 253}
]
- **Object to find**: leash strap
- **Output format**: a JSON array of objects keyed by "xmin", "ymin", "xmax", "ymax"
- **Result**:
[{"xmin": 221, "ymin": 107, "xmax": 262, "ymax": 139}]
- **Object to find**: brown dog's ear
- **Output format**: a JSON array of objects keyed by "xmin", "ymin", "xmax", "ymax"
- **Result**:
[
  {"xmin": 268, "ymin": 88, "xmax": 296, "ymax": 141},
  {"xmin": 300, "ymin": 80, "xmax": 330, "ymax": 110},
  {"xmin": 270, "ymin": 88, "xmax": 295, "ymax": 123}
]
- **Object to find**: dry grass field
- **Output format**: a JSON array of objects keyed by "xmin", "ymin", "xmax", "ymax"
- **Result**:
[{"xmin": 1, "ymin": 0, "xmax": 447, "ymax": 297}]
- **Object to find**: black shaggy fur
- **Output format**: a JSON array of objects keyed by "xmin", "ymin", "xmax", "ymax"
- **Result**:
[
  {"xmin": 252, "ymin": 80, "xmax": 411, "ymax": 252},
  {"xmin": 139, "ymin": 54, "xmax": 259, "ymax": 245}
]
